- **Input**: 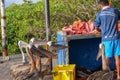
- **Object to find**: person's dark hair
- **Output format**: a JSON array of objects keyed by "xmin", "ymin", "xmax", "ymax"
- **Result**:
[{"xmin": 98, "ymin": 0, "xmax": 109, "ymax": 6}]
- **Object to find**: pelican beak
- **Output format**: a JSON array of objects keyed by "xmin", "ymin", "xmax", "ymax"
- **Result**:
[
  {"xmin": 47, "ymin": 41, "xmax": 52, "ymax": 46},
  {"xmin": 96, "ymin": 48, "xmax": 102, "ymax": 61},
  {"xmin": 29, "ymin": 38, "xmax": 35, "ymax": 43},
  {"xmin": 96, "ymin": 43, "xmax": 103, "ymax": 61}
]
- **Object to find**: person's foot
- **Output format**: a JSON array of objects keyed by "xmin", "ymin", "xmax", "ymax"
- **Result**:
[
  {"xmin": 117, "ymin": 75, "xmax": 120, "ymax": 80},
  {"xmin": 117, "ymin": 77, "xmax": 120, "ymax": 80}
]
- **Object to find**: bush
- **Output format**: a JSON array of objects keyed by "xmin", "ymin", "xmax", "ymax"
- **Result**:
[{"xmin": 0, "ymin": 0, "xmax": 120, "ymax": 55}]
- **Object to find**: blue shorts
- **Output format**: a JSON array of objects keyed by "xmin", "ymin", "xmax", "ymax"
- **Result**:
[{"xmin": 102, "ymin": 38, "xmax": 120, "ymax": 58}]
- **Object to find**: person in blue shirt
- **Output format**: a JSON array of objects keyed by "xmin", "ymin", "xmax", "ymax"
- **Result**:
[{"xmin": 94, "ymin": 0, "xmax": 120, "ymax": 79}]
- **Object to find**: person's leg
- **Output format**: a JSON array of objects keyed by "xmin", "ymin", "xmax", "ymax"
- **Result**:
[
  {"xmin": 114, "ymin": 38, "xmax": 120, "ymax": 79},
  {"xmin": 102, "ymin": 41, "xmax": 113, "ymax": 70},
  {"xmin": 115, "ymin": 56, "xmax": 120, "ymax": 79}
]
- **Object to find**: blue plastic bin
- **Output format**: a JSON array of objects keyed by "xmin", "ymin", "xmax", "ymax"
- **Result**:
[{"xmin": 57, "ymin": 31, "xmax": 116, "ymax": 70}]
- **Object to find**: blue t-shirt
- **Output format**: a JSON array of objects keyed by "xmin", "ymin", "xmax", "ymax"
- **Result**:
[{"xmin": 94, "ymin": 7, "xmax": 120, "ymax": 41}]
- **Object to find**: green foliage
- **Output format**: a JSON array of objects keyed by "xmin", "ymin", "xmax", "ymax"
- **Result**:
[
  {"xmin": 23, "ymin": 0, "xmax": 33, "ymax": 4},
  {"xmin": 112, "ymin": 0, "xmax": 120, "ymax": 9},
  {"xmin": 0, "ymin": 0, "xmax": 120, "ymax": 55}
]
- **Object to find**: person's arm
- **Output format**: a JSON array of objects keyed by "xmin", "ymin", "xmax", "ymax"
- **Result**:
[
  {"xmin": 94, "ymin": 13, "xmax": 101, "ymax": 28},
  {"xmin": 94, "ymin": 13, "xmax": 101, "ymax": 32}
]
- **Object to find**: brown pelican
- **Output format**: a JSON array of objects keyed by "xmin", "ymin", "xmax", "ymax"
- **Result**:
[
  {"xmin": 87, "ymin": 43, "xmax": 114, "ymax": 80},
  {"xmin": 18, "ymin": 40, "xmax": 29, "ymax": 63},
  {"xmin": 18, "ymin": 39, "xmax": 53, "ymax": 79},
  {"xmin": 47, "ymin": 41, "xmax": 69, "ymax": 51},
  {"xmin": 29, "ymin": 38, "xmax": 68, "ymax": 72},
  {"xmin": 18, "ymin": 40, "xmax": 37, "ymax": 73},
  {"xmin": 47, "ymin": 41, "xmax": 69, "ymax": 64},
  {"xmin": 30, "ymin": 38, "xmax": 69, "ymax": 51},
  {"xmin": 29, "ymin": 38, "xmax": 53, "ymax": 71},
  {"xmin": 29, "ymin": 38, "xmax": 48, "ymax": 47},
  {"xmin": 28, "ymin": 44, "xmax": 54, "ymax": 79},
  {"xmin": 25, "ymin": 47, "xmax": 36, "ymax": 73},
  {"xmin": 28, "ymin": 44, "xmax": 53, "ymax": 68},
  {"xmin": 96, "ymin": 43, "xmax": 110, "ymax": 71},
  {"xmin": 18, "ymin": 38, "xmax": 48, "ymax": 63}
]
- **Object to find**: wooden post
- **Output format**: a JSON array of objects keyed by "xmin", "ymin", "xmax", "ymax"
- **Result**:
[
  {"xmin": 1, "ymin": 0, "xmax": 9, "ymax": 60},
  {"xmin": 44, "ymin": 0, "xmax": 52, "ymax": 72},
  {"xmin": 44, "ymin": 0, "xmax": 51, "ymax": 41}
]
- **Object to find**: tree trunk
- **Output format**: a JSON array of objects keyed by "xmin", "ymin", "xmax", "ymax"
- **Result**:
[
  {"xmin": 44, "ymin": 0, "xmax": 51, "ymax": 41},
  {"xmin": 1, "ymin": 0, "xmax": 9, "ymax": 60}
]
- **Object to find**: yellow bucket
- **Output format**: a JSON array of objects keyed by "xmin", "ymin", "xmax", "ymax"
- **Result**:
[{"xmin": 52, "ymin": 64, "xmax": 76, "ymax": 80}]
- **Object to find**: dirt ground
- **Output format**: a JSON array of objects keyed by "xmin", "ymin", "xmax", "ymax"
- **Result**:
[
  {"xmin": 0, "ymin": 54, "xmax": 117, "ymax": 80},
  {"xmin": 0, "ymin": 54, "xmax": 58, "ymax": 80},
  {"xmin": 0, "ymin": 54, "xmax": 23, "ymax": 80}
]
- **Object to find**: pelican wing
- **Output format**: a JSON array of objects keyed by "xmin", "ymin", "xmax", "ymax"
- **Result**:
[
  {"xmin": 102, "ymin": 71, "xmax": 114, "ymax": 80},
  {"xmin": 29, "ymin": 45, "xmax": 45, "ymax": 57},
  {"xmin": 37, "ymin": 46, "xmax": 53, "ymax": 57},
  {"xmin": 29, "ymin": 44, "xmax": 53, "ymax": 57}
]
